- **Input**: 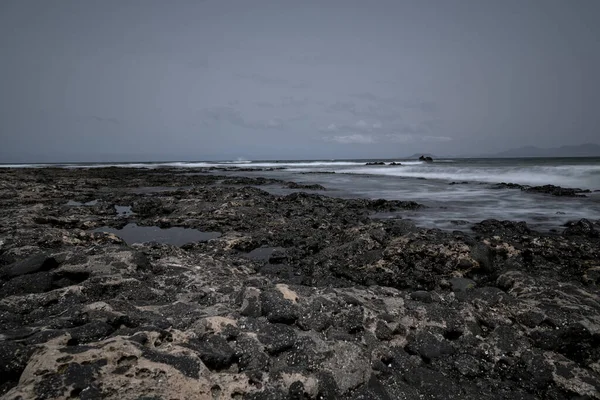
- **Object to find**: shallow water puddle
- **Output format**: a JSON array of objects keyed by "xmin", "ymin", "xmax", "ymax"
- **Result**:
[
  {"xmin": 115, "ymin": 205, "xmax": 134, "ymax": 216},
  {"xmin": 93, "ymin": 223, "xmax": 221, "ymax": 246},
  {"xmin": 66, "ymin": 199, "xmax": 99, "ymax": 206}
]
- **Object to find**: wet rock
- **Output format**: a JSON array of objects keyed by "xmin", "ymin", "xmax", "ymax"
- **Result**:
[
  {"xmin": 2, "ymin": 166, "xmax": 600, "ymax": 399},
  {"xmin": 0, "ymin": 272, "xmax": 54, "ymax": 296},
  {"xmin": 470, "ymin": 242, "xmax": 494, "ymax": 273},
  {"xmin": 493, "ymin": 183, "xmax": 590, "ymax": 197},
  {"xmin": 131, "ymin": 197, "xmax": 174, "ymax": 216},
  {"xmin": 297, "ymin": 297, "xmax": 338, "ymax": 332},
  {"xmin": 530, "ymin": 323, "xmax": 600, "ymax": 365},
  {"xmin": 564, "ymin": 219, "xmax": 599, "ymax": 238},
  {"xmin": 405, "ymin": 332, "xmax": 455, "ymax": 362},
  {"xmin": 34, "ymin": 360, "xmax": 105, "ymax": 399},
  {"xmin": 375, "ymin": 320, "xmax": 393, "ymax": 341},
  {"xmin": 367, "ymin": 198, "xmax": 422, "ymax": 211},
  {"xmin": 449, "ymin": 277, "xmax": 476, "ymax": 293},
  {"xmin": 525, "ymin": 184, "xmax": 588, "ymax": 197},
  {"xmin": 267, "ymin": 248, "xmax": 288, "ymax": 264},
  {"xmin": 258, "ymin": 323, "xmax": 297, "ymax": 355},
  {"xmin": 449, "ymin": 181, "xmax": 469, "ymax": 185},
  {"xmin": 472, "ymin": 219, "xmax": 531, "ymax": 237},
  {"xmin": 410, "ymin": 290, "xmax": 433, "ymax": 303},
  {"xmin": 191, "ymin": 316, "xmax": 239, "ymax": 339},
  {"xmin": 0, "ymin": 254, "xmax": 59, "ymax": 278},
  {"xmin": 453, "ymin": 354, "xmax": 483, "ymax": 378},
  {"xmin": 322, "ymin": 342, "xmax": 370, "ymax": 393},
  {"xmin": 491, "ymin": 182, "xmax": 526, "ymax": 190},
  {"xmin": 286, "ymin": 182, "xmax": 326, "ymax": 191},
  {"xmin": 333, "ymin": 306, "xmax": 364, "ymax": 334},
  {"xmin": 185, "ymin": 335, "xmax": 236, "ymax": 370},
  {"xmin": 141, "ymin": 348, "xmax": 203, "ymax": 379},
  {"xmin": 260, "ymin": 289, "xmax": 299, "ymax": 324},
  {"xmin": 583, "ymin": 266, "xmax": 600, "ymax": 285},
  {"xmin": 384, "ymin": 219, "xmax": 418, "ymax": 236},
  {"xmin": 279, "ymin": 336, "xmax": 326, "ymax": 370},
  {"xmin": 235, "ymin": 334, "xmax": 270, "ymax": 372},
  {"xmin": 67, "ymin": 321, "xmax": 115, "ymax": 345},
  {"xmin": 516, "ymin": 310, "xmax": 546, "ymax": 328},
  {"xmin": 403, "ymin": 366, "xmax": 463, "ymax": 399},
  {"xmin": 0, "ymin": 342, "xmax": 34, "ymax": 395}
]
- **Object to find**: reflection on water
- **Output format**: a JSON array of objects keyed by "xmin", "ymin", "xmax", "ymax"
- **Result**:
[
  {"xmin": 66, "ymin": 199, "xmax": 99, "ymax": 206},
  {"xmin": 93, "ymin": 223, "xmax": 221, "ymax": 245}
]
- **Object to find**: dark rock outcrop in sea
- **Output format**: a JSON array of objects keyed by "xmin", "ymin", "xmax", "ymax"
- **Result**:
[
  {"xmin": 0, "ymin": 167, "xmax": 599, "ymax": 399},
  {"xmin": 492, "ymin": 182, "xmax": 592, "ymax": 197},
  {"xmin": 419, "ymin": 155, "xmax": 434, "ymax": 162}
]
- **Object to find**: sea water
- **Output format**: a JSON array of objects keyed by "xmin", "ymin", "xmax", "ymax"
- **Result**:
[{"xmin": 4, "ymin": 157, "xmax": 600, "ymax": 231}]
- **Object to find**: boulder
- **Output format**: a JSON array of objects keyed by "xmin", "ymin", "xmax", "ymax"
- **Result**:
[
  {"xmin": 0, "ymin": 254, "xmax": 59, "ymax": 279},
  {"xmin": 563, "ymin": 219, "xmax": 599, "ymax": 238}
]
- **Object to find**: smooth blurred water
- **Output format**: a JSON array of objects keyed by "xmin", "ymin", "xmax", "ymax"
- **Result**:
[
  {"xmin": 215, "ymin": 157, "xmax": 600, "ymax": 231},
  {"xmin": 6, "ymin": 157, "xmax": 600, "ymax": 231}
]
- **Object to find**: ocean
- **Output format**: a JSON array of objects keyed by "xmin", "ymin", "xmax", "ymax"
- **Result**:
[{"xmin": 3, "ymin": 157, "xmax": 600, "ymax": 232}]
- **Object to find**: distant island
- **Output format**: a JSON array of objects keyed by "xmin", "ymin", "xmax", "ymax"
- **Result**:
[
  {"xmin": 406, "ymin": 153, "xmax": 437, "ymax": 159},
  {"xmin": 487, "ymin": 143, "xmax": 600, "ymax": 158}
]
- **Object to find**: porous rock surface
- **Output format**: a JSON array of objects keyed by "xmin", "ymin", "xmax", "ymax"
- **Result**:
[{"xmin": 0, "ymin": 167, "xmax": 599, "ymax": 399}]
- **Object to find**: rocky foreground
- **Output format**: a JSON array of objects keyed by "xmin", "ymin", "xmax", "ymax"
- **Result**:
[{"xmin": 0, "ymin": 167, "xmax": 599, "ymax": 399}]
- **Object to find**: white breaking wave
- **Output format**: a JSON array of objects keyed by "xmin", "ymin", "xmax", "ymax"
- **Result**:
[
  {"xmin": 240, "ymin": 161, "xmax": 366, "ymax": 168},
  {"xmin": 0, "ymin": 159, "xmax": 427, "ymax": 169},
  {"xmin": 395, "ymin": 161, "xmax": 424, "ymax": 166},
  {"xmin": 3, "ymin": 159, "xmax": 598, "ymax": 190},
  {"xmin": 63, "ymin": 163, "xmax": 157, "ymax": 169},
  {"xmin": 61, "ymin": 162, "xmax": 215, "ymax": 169},
  {"xmin": 0, "ymin": 164, "xmax": 46, "ymax": 168},
  {"xmin": 158, "ymin": 162, "xmax": 214, "ymax": 168},
  {"xmin": 338, "ymin": 165, "xmax": 600, "ymax": 189},
  {"xmin": 219, "ymin": 160, "xmax": 252, "ymax": 164}
]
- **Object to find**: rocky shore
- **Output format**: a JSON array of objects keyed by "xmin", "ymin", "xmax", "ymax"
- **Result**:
[{"xmin": 1, "ymin": 167, "xmax": 599, "ymax": 399}]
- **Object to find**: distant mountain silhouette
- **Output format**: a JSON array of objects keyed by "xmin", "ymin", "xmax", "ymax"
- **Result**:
[{"xmin": 488, "ymin": 143, "xmax": 600, "ymax": 158}]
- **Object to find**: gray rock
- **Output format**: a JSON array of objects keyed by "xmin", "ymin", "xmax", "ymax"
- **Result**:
[
  {"xmin": 257, "ymin": 323, "xmax": 297, "ymax": 355},
  {"xmin": 234, "ymin": 334, "xmax": 270, "ymax": 373},
  {"xmin": 185, "ymin": 335, "xmax": 236, "ymax": 370},
  {"xmin": 260, "ymin": 289, "xmax": 299, "ymax": 324},
  {"xmin": 449, "ymin": 277, "xmax": 476, "ymax": 293},
  {"xmin": 410, "ymin": 290, "xmax": 433, "ymax": 303},
  {"xmin": 0, "ymin": 342, "xmax": 34, "ymax": 395},
  {"xmin": 405, "ymin": 332, "xmax": 455, "ymax": 362},
  {"xmin": 297, "ymin": 297, "xmax": 338, "ymax": 332},
  {"xmin": 375, "ymin": 320, "xmax": 393, "ymax": 341},
  {"xmin": 322, "ymin": 342, "xmax": 370, "ymax": 393},
  {"xmin": 0, "ymin": 254, "xmax": 59, "ymax": 278},
  {"xmin": 240, "ymin": 287, "xmax": 262, "ymax": 317},
  {"xmin": 0, "ymin": 272, "xmax": 54, "ymax": 296}
]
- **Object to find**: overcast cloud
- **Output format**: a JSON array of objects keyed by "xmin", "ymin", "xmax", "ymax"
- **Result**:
[{"xmin": 1, "ymin": 0, "xmax": 599, "ymax": 162}]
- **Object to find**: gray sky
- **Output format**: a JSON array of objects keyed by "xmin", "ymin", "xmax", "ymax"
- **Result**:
[{"xmin": 1, "ymin": 0, "xmax": 599, "ymax": 162}]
